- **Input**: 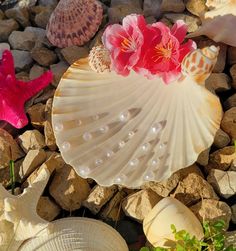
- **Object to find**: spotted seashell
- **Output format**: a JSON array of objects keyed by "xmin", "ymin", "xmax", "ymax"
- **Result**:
[
  {"xmin": 46, "ymin": 0, "xmax": 103, "ymax": 48},
  {"xmin": 89, "ymin": 45, "xmax": 111, "ymax": 73},
  {"xmin": 181, "ymin": 45, "xmax": 219, "ymax": 84}
]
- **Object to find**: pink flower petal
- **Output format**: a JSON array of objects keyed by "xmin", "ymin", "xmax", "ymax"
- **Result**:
[{"xmin": 171, "ymin": 20, "xmax": 188, "ymax": 43}]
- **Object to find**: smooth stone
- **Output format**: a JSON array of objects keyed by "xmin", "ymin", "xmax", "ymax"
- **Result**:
[
  {"xmin": 221, "ymin": 108, "xmax": 236, "ymax": 141},
  {"xmin": 0, "ymin": 19, "xmax": 19, "ymax": 42},
  {"xmin": 11, "ymin": 50, "xmax": 33, "ymax": 71},
  {"xmin": 213, "ymin": 128, "xmax": 231, "ymax": 148}
]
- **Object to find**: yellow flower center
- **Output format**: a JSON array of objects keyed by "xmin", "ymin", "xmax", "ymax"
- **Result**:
[
  {"xmin": 121, "ymin": 37, "xmax": 136, "ymax": 52},
  {"xmin": 152, "ymin": 40, "xmax": 173, "ymax": 62}
]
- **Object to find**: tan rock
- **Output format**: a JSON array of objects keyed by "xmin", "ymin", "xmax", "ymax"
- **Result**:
[
  {"xmin": 173, "ymin": 173, "xmax": 219, "ymax": 206},
  {"xmin": 37, "ymin": 196, "xmax": 61, "ymax": 221},
  {"xmin": 44, "ymin": 120, "xmax": 57, "ymax": 151},
  {"xmin": 225, "ymin": 231, "xmax": 236, "ymax": 249},
  {"xmin": 160, "ymin": 0, "xmax": 185, "ymax": 13},
  {"xmin": 144, "ymin": 164, "xmax": 203, "ymax": 197},
  {"xmin": 31, "ymin": 46, "xmax": 57, "ymax": 67},
  {"xmin": 0, "ymin": 19, "xmax": 19, "ymax": 42},
  {"xmin": 8, "ymin": 31, "xmax": 36, "ymax": 51},
  {"xmin": 83, "ymin": 185, "xmax": 118, "ymax": 214},
  {"xmin": 61, "ymin": 46, "xmax": 89, "ymax": 65},
  {"xmin": 34, "ymin": 7, "xmax": 53, "ymax": 29},
  {"xmin": 29, "ymin": 64, "xmax": 46, "ymax": 79},
  {"xmin": 186, "ymin": 0, "xmax": 207, "ymax": 16},
  {"xmin": 229, "ymin": 158, "xmax": 236, "ymax": 171},
  {"xmin": 205, "ymin": 73, "xmax": 231, "ymax": 93},
  {"xmin": 207, "ymin": 169, "xmax": 236, "ymax": 199},
  {"xmin": 27, "ymin": 103, "xmax": 46, "ymax": 129},
  {"xmin": 49, "ymin": 164, "xmax": 90, "ymax": 211},
  {"xmin": 50, "ymin": 61, "xmax": 68, "ymax": 87},
  {"xmin": 33, "ymin": 85, "xmax": 55, "ymax": 104},
  {"xmin": 230, "ymin": 64, "xmax": 236, "ymax": 89},
  {"xmin": 122, "ymin": 189, "xmax": 162, "ymax": 222},
  {"xmin": 100, "ymin": 190, "xmax": 127, "ymax": 221},
  {"xmin": 18, "ymin": 129, "xmax": 46, "ymax": 153},
  {"xmin": 228, "ymin": 46, "xmax": 236, "ymax": 65},
  {"xmin": 0, "ymin": 129, "xmax": 25, "ymax": 169},
  {"xmin": 143, "ymin": 0, "xmax": 162, "ymax": 18},
  {"xmin": 197, "ymin": 148, "xmax": 210, "ymax": 166},
  {"xmin": 231, "ymin": 204, "xmax": 236, "ymax": 224},
  {"xmin": 213, "ymin": 129, "xmax": 230, "ymax": 148},
  {"xmin": 19, "ymin": 149, "xmax": 46, "ymax": 179},
  {"xmin": 205, "ymin": 146, "xmax": 236, "ymax": 172},
  {"xmin": 190, "ymin": 199, "xmax": 232, "ymax": 230},
  {"xmin": 224, "ymin": 93, "xmax": 236, "ymax": 110},
  {"xmin": 221, "ymin": 108, "xmax": 236, "ymax": 141}
]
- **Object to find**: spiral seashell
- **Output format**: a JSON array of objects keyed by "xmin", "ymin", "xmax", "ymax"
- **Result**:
[
  {"xmin": 181, "ymin": 45, "xmax": 219, "ymax": 84},
  {"xmin": 19, "ymin": 217, "xmax": 128, "ymax": 251},
  {"xmin": 46, "ymin": 0, "xmax": 103, "ymax": 48},
  {"xmin": 188, "ymin": 0, "xmax": 236, "ymax": 46},
  {"xmin": 51, "ymin": 51, "xmax": 222, "ymax": 188},
  {"xmin": 89, "ymin": 45, "xmax": 111, "ymax": 73}
]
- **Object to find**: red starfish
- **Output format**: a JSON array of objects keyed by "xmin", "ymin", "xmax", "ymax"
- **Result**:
[{"xmin": 0, "ymin": 50, "xmax": 53, "ymax": 128}]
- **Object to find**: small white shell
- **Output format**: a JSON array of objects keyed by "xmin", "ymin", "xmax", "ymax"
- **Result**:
[
  {"xmin": 52, "ymin": 48, "xmax": 222, "ymax": 188},
  {"xmin": 19, "ymin": 217, "xmax": 129, "ymax": 251},
  {"xmin": 143, "ymin": 197, "xmax": 204, "ymax": 248}
]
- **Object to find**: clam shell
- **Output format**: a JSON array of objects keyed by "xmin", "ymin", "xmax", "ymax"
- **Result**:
[
  {"xmin": 51, "ymin": 53, "xmax": 222, "ymax": 188},
  {"xmin": 46, "ymin": 0, "xmax": 103, "ymax": 48},
  {"xmin": 19, "ymin": 217, "xmax": 128, "ymax": 251},
  {"xmin": 143, "ymin": 197, "xmax": 204, "ymax": 248},
  {"xmin": 188, "ymin": 0, "xmax": 236, "ymax": 46}
]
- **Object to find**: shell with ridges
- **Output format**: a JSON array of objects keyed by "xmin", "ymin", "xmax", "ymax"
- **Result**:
[
  {"xmin": 51, "ymin": 46, "xmax": 222, "ymax": 188},
  {"xmin": 188, "ymin": 0, "xmax": 236, "ymax": 46},
  {"xmin": 46, "ymin": 0, "xmax": 103, "ymax": 48},
  {"xmin": 19, "ymin": 217, "xmax": 128, "ymax": 251}
]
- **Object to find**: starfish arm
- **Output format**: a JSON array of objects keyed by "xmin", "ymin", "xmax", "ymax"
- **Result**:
[
  {"xmin": 0, "ymin": 50, "xmax": 15, "ymax": 77},
  {"xmin": 22, "ymin": 71, "xmax": 53, "ymax": 101}
]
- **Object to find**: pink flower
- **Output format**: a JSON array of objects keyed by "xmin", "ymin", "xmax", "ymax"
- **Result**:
[
  {"xmin": 102, "ymin": 14, "xmax": 147, "ymax": 76},
  {"xmin": 139, "ymin": 20, "xmax": 196, "ymax": 84}
]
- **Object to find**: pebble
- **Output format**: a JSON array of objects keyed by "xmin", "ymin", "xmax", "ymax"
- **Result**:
[
  {"xmin": 19, "ymin": 149, "xmax": 46, "ymax": 179},
  {"xmin": 18, "ymin": 129, "xmax": 46, "ymax": 153},
  {"xmin": 0, "ymin": 19, "xmax": 19, "ymax": 42},
  {"xmin": 186, "ymin": 0, "xmax": 207, "ymax": 17},
  {"xmin": 213, "ymin": 129, "xmax": 230, "ymax": 148},
  {"xmin": 173, "ymin": 173, "xmax": 219, "ymax": 206},
  {"xmin": 29, "ymin": 64, "xmax": 46, "ymax": 79},
  {"xmin": 44, "ymin": 120, "xmax": 57, "ymax": 151},
  {"xmin": 11, "ymin": 49, "xmax": 33, "ymax": 71},
  {"xmin": 160, "ymin": 0, "xmax": 185, "ymax": 13},
  {"xmin": 221, "ymin": 108, "xmax": 236, "ymax": 141},
  {"xmin": 230, "ymin": 64, "xmax": 236, "ymax": 89},
  {"xmin": 83, "ymin": 185, "xmax": 118, "ymax": 214},
  {"xmin": 37, "ymin": 196, "xmax": 61, "ymax": 221},
  {"xmin": 207, "ymin": 169, "xmax": 236, "ymax": 199},
  {"xmin": 190, "ymin": 199, "xmax": 232, "ymax": 230},
  {"xmin": 0, "ymin": 10, "xmax": 4, "ymax": 19},
  {"xmin": 110, "ymin": 0, "xmax": 142, "ymax": 8},
  {"xmin": 16, "ymin": 0, "xmax": 37, "ymax": 8},
  {"xmin": 38, "ymin": 0, "xmax": 57, "ymax": 6},
  {"xmin": 9, "ymin": 31, "xmax": 37, "ymax": 51},
  {"xmin": 143, "ymin": 0, "xmax": 162, "ymax": 18},
  {"xmin": 225, "ymin": 231, "xmax": 236, "ymax": 249},
  {"xmin": 231, "ymin": 204, "xmax": 236, "ymax": 224},
  {"xmin": 24, "ymin": 26, "xmax": 46, "ymax": 42},
  {"xmin": 31, "ymin": 46, "xmax": 57, "ymax": 66},
  {"xmin": 205, "ymin": 73, "xmax": 231, "ymax": 93},
  {"xmin": 5, "ymin": 7, "xmax": 30, "ymax": 27},
  {"xmin": 197, "ymin": 148, "xmax": 210, "ymax": 166},
  {"xmin": 49, "ymin": 164, "xmax": 91, "ymax": 211},
  {"xmin": 34, "ymin": 7, "xmax": 53, "ymax": 29},
  {"xmin": 224, "ymin": 93, "xmax": 236, "ymax": 110},
  {"xmin": 50, "ymin": 61, "xmax": 69, "ymax": 87},
  {"xmin": 61, "ymin": 46, "xmax": 89, "ymax": 65},
  {"xmin": 122, "ymin": 189, "xmax": 162, "ymax": 222},
  {"xmin": 228, "ymin": 46, "xmax": 236, "ymax": 65}
]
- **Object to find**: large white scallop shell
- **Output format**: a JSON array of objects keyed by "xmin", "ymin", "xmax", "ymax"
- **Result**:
[
  {"xmin": 188, "ymin": 0, "xmax": 236, "ymax": 46},
  {"xmin": 52, "ymin": 47, "xmax": 222, "ymax": 188},
  {"xmin": 19, "ymin": 217, "xmax": 128, "ymax": 251}
]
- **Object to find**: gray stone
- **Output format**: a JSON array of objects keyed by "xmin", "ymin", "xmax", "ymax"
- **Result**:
[
  {"xmin": 5, "ymin": 7, "xmax": 30, "ymax": 27},
  {"xmin": 8, "ymin": 31, "xmax": 36, "ymax": 50},
  {"xmin": 110, "ymin": 0, "xmax": 142, "ymax": 8},
  {"xmin": 24, "ymin": 26, "xmax": 46, "ymax": 42},
  {"xmin": 213, "ymin": 129, "xmax": 230, "ymax": 148},
  {"xmin": 34, "ymin": 7, "xmax": 53, "ymax": 29},
  {"xmin": 50, "ymin": 61, "xmax": 69, "ymax": 87},
  {"xmin": 0, "ymin": 43, "xmax": 10, "ymax": 58},
  {"xmin": 38, "ymin": 0, "xmax": 57, "ymax": 6},
  {"xmin": 205, "ymin": 73, "xmax": 231, "ymax": 93},
  {"xmin": 143, "ymin": 0, "xmax": 162, "ymax": 18},
  {"xmin": 0, "ymin": 10, "xmax": 4, "ymax": 20},
  {"xmin": 0, "ymin": 19, "xmax": 19, "ymax": 42},
  {"xmin": 31, "ymin": 46, "xmax": 57, "ymax": 66},
  {"xmin": 207, "ymin": 169, "xmax": 236, "ymax": 199},
  {"xmin": 160, "ymin": 0, "xmax": 185, "ymax": 13},
  {"xmin": 221, "ymin": 107, "xmax": 236, "ymax": 141},
  {"xmin": 231, "ymin": 204, "xmax": 236, "ymax": 224},
  {"xmin": 197, "ymin": 148, "xmax": 210, "ymax": 166},
  {"xmin": 224, "ymin": 93, "xmax": 236, "ymax": 110},
  {"xmin": 11, "ymin": 50, "xmax": 33, "ymax": 71},
  {"xmin": 29, "ymin": 64, "xmax": 46, "ymax": 79},
  {"xmin": 61, "ymin": 46, "xmax": 89, "ymax": 65}
]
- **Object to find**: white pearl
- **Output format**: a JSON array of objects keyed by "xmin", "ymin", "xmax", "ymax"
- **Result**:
[
  {"xmin": 129, "ymin": 158, "xmax": 139, "ymax": 166},
  {"xmin": 83, "ymin": 132, "xmax": 92, "ymax": 141},
  {"xmin": 118, "ymin": 141, "xmax": 125, "ymax": 148},
  {"xmin": 99, "ymin": 125, "xmax": 109, "ymax": 133},
  {"xmin": 78, "ymin": 165, "xmax": 90, "ymax": 177},
  {"xmin": 106, "ymin": 150, "xmax": 114, "ymax": 158},
  {"xmin": 54, "ymin": 123, "xmax": 63, "ymax": 132},
  {"xmin": 61, "ymin": 142, "xmax": 70, "ymax": 152},
  {"xmin": 95, "ymin": 159, "xmax": 103, "ymax": 166},
  {"xmin": 151, "ymin": 122, "xmax": 162, "ymax": 134},
  {"xmin": 119, "ymin": 111, "xmax": 130, "ymax": 122},
  {"xmin": 151, "ymin": 159, "xmax": 158, "ymax": 166},
  {"xmin": 143, "ymin": 171, "xmax": 155, "ymax": 181},
  {"xmin": 114, "ymin": 174, "xmax": 126, "ymax": 184},
  {"xmin": 159, "ymin": 143, "xmax": 166, "ymax": 149},
  {"xmin": 142, "ymin": 142, "xmax": 150, "ymax": 151},
  {"xmin": 128, "ymin": 131, "xmax": 135, "ymax": 138}
]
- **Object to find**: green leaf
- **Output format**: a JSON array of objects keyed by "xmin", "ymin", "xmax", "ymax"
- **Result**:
[{"xmin": 140, "ymin": 248, "xmax": 151, "ymax": 251}]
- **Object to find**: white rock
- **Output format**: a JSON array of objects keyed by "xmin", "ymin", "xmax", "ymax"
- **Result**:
[{"xmin": 11, "ymin": 50, "xmax": 33, "ymax": 71}]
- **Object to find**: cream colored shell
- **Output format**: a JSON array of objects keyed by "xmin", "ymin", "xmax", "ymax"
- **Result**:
[
  {"xmin": 19, "ymin": 217, "xmax": 128, "ymax": 251},
  {"xmin": 188, "ymin": 0, "xmax": 236, "ymax": 46},
  {"xmin": 143, "ymin": 197, "xmax": 204, "ymax": 248},
  {"xmin": 52, "ymin": 48, "xmax": 222, "ymax": 188}
]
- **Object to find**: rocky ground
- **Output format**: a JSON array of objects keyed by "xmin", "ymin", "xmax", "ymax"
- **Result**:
[{"xmin": 0, "ymin": 0, "xmax": 236, "ymax": 249}]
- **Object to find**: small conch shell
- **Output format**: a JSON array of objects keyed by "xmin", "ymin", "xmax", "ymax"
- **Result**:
[
  {"xmin": 19, "ymin": 217, "xmax": 128, "ymax": 251},
  {"xmin": 89, "ymin": 45, "xmax": 111, "ymax": 73},
  {"xmin": 46, "ymin": 0, "xmax": 103, "ymax": 48},
  {"xmin": 188, "ymin": 0, "xmax": 236, "ymax": 46},
  {"xmin": 52, "ymin": 46, "xmax": 222, "ymax": 188},
  {"xmin": 181, "ymin": 45, "xmax": 219, "ymax": 84}
]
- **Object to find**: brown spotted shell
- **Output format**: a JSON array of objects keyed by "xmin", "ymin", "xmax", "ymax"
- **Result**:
[
  {"xmin": 89, "ymin": 45, "xmax": 111, "ymax": 73},
  {"xmin": 46, "ymin": 0, "xmax": 103, "ymax": 48},
  {"xmin": 181, "ymin": 45, "xmax": 219, "ymax": 84}
]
